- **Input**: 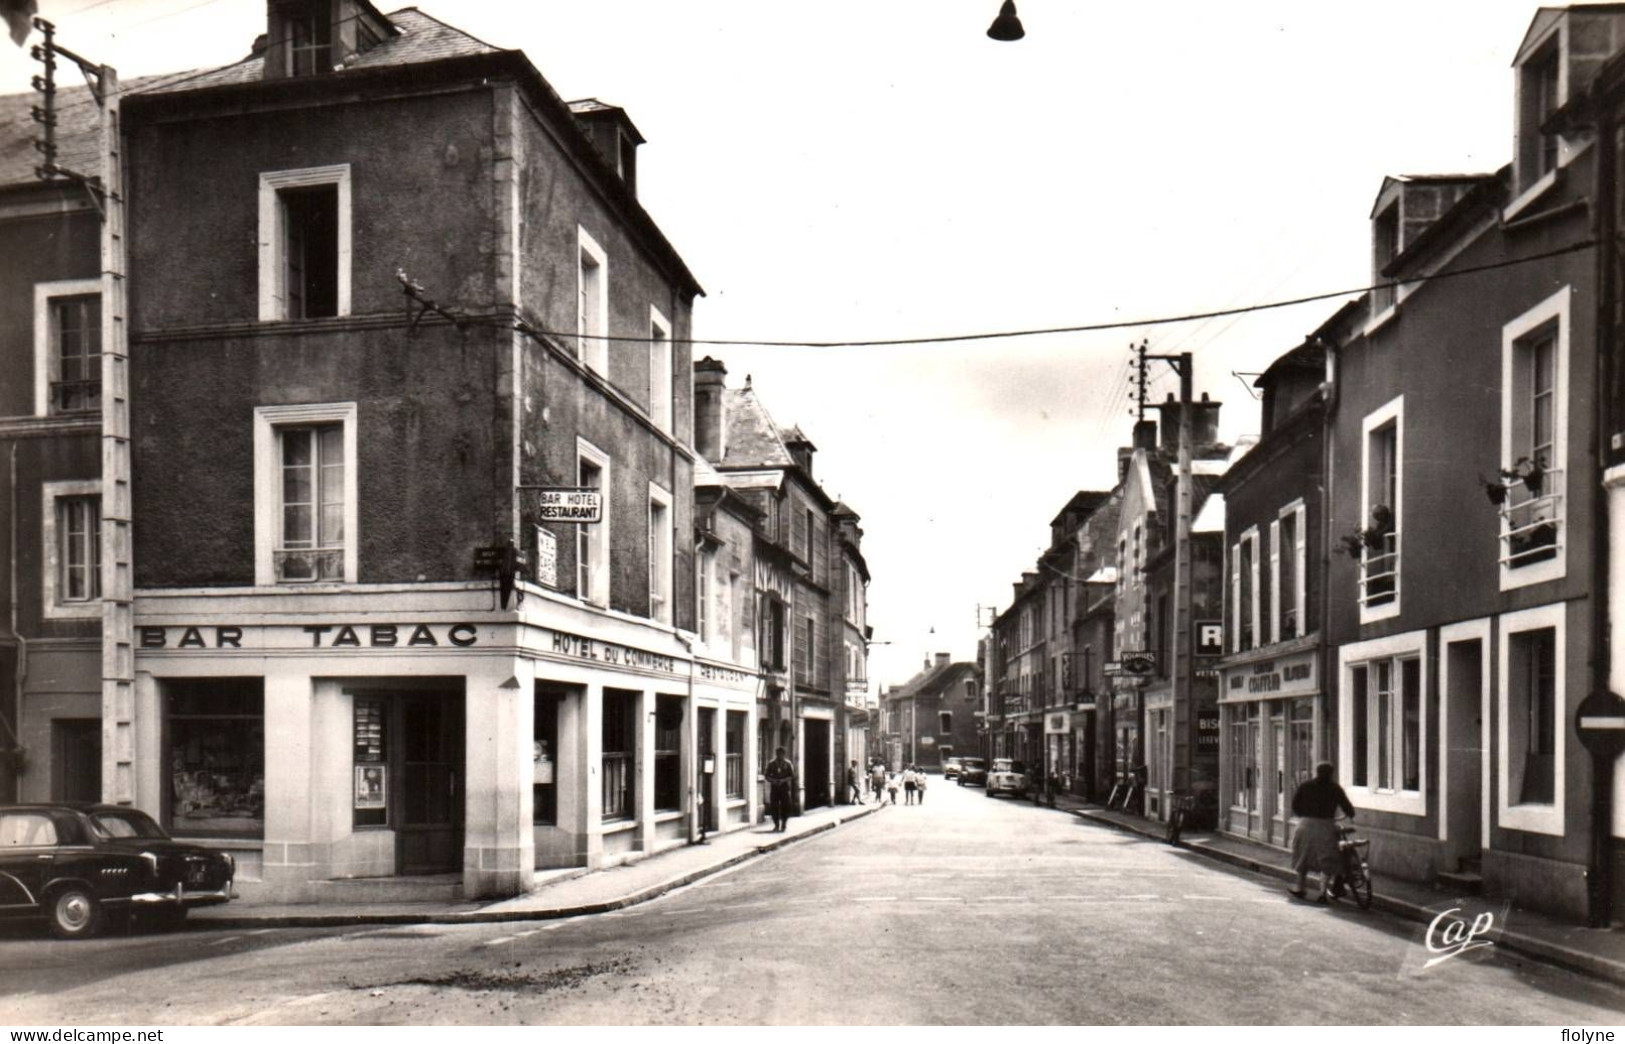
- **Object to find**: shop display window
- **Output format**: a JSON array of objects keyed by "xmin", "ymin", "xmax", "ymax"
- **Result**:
[
  {"xmin": 353, "ymin": 698, "xmax": 387, "ymax": 827},
  {"xmin": 166, "ymin": 679, "xmax": 265, "ymax": 838}
]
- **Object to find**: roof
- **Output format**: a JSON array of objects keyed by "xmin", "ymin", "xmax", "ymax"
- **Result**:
[
  {"xmin": 718, "ymin": 385, "xmax": 796, "ymax": 469},
  {"xmin": 566, "ymin": 97, "xmax": 647, "ymax": 143},
  {"xmin": 882, "ymin": 659, "xmax": 976, "ymax": 702},
  {"xmin": 0, "ymin": 73, "xmax": 178, "ymax": 190},
  {"xmin": 1085, "ymin": 566, "xmax": 1118, "ymax": 585},
  {"xmin": 1192, "ymin": 492, "xmax": 1226, "ymax": 534},
  {"xmin": 1192, "ymin": 458, "xmax": 1229, "ymax": 478}
]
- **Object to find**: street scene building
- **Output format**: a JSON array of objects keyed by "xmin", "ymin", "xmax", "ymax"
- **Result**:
[{"xmin": 10, "ymin": 0, "xmax": 1625, "ymax": 1031}]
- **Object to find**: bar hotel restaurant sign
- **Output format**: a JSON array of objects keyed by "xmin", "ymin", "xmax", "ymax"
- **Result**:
[
  {"xmin": 1220, "ymin": 650, "xmax": 1317, "ymax": 703},
  {"xmin": 133, "ymin": 622, "xmax": 755, "ymax": 686}
]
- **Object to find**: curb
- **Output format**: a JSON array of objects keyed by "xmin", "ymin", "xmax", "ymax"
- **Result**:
[
  {"xmin": 1069, "ymin": 807, "xmax": 1625, "ymax": 989},
  {"xmin": 190, "ymin": 805, "xmax": 880, "ymax": 931}
]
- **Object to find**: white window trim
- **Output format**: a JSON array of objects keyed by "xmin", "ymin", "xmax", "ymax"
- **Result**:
[
  {"xmin": 1510, "ymin": 18, "xmax": 1567, "ymax": 211},
  {"xmin": 33, "ymin": 279, "xmax": 102, "ymax": 418},
  {"xmin": 647, "ymin": 482, "xmax": 673, "ymax": 625},
  {"xmin": 1245, "ymin": 527, "xmax": 1260, "ymax": 651},
  {"xmin": 41, "ymin": 479, "xmax": 102, "ymax": 620},
  {"xmin": 1338, "ymin": 630, "xmax": 1427, "ymax": 817},
  {"xmin": 577, "ymin": 226, "xmax": 609, "ymax": 375},
  {"xmin": 1274, "ymin": 499, "xmax": 1307, "ymax": 644},
  {"xmin": 576, "ymin": 436, "xmax": 611, "ymax": 607},
  {"xmin": 648, "ymin": 305, "xmax": 672, "ymax": 433},
  {"xmin": 1497, "ymin": 601, "xmax": 1566, "ymax": 836},
  {"xmin": 1437, "ymin": 617, "xmax": 1493, "ymax": 845},
  {"xmin": 1268, "ymin": 519, "xmax": 1282, "ymax": 647},
  {"xmin": 257, "ymin": 164, "xmax": 352, "ymax": 322},
  {"xmin": 1359, "ymin": 395, "xmax": 1404, "ymax": 624},
  {"xmin": 253, "ymin": 402, "xmax": 359, "ymax": 586},
  {"xmin": 1499, "ymin": 286, "xmax": 1570, "ymax": 591}
]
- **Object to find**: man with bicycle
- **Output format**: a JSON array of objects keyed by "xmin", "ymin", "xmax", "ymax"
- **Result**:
[{"xmin": 1288, "ymin": 761, "xmax": 1356, "ymax": 904}]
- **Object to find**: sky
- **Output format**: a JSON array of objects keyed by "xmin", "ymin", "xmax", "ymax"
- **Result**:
[{"xmin": 0, "ymin": 0, "xmax": 1554, "ymax": 691}]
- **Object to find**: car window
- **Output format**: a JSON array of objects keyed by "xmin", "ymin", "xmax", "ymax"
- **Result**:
[
  {"xmin": 89, "ymin": 811, "xmax": 168, "ymax": 840},
  {"xmin": 0, "ymin": 813, "xmax": 59, "ymax": 847}
]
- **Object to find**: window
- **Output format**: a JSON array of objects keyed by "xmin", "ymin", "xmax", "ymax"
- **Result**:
[
  {"xmin": 255, "ymin": 403, "xmax": 357, "ymax": 585},
  {"xmin": 965, "ymin": 678, "xmax": 977, "ymax": 702},
  {"xmin": 726, "ymin": 711, "xmax": 745, "ymax": 799},
  {"xmin": 1499, "ymin": 604, "xmax": 1565, "ymax": 834},
  {"xmin": 533, "ymin": 691, "xmax": 560, "ymax": 826},
  {"xmin": 575, "ymin": 439, "xmax": 610, "ymax": 605},
  {"xmin": 939, "ymin": 711, "xmax": 953, "ymax": 734},
  {"xmin": 42, "ymin": 481, "xmax": 101, "ymax": 619},
  {"xmin": 1501, "ymin": 288, "xmax": 1569, "ymax": 588},
  {"xmin": 761, "ymin": 596, "xmax": 787, "ymax": 671},
  {"xmin": 353, "ymin": 698, "xmax": 388, "ymax": 828},
  {"xmin": 1517, "ymin": 44, "xmax": 1562, "ymax": 191},
  {"xmin": 1233, "ymin": 529, "xmax": 1259, "ymax": 651},
  {"xmin": 654, "ymin": 696, "xmax": 682, "ymax": 813},
  {"xmin": 258, "ymin": 165, "xmax": 351, "ymax": 321},
  {"xmin": 1360, "ymin": 398, "xmax": 1402, "ymax": 619},
  {"xmin": 285, "ymin": 0, "xmax": 332, "ymax": 76},
  {"xmin": 165, "ymin": 679, "xmax": 265, "ymax": 838},
  {"xmin": 726, "ymin": 572, "xmax": 740, "ymax": 660},
  {"xmin": 697, "ymin": 548, "xmax": 714, "ymax": 642},
  {"xmin": 577, "ymin": 226, "xmax": 608, "ymax": 374},
  {"xmin": 1273, "ymin": 503, "xmax": 1306, "ymax": 642},
  {"xmin": 803, "ymin": 507, "xmax": 814, "ymax": 563},
  {"xmin": 796, "ymin": 615, "xmax": 815, "ymax": 687},
  {"xmin": 601, "ymin": 690, "xmax": 635, "ymax": 821},
  {"xmin": 1371, "ymin": 202, "xmax": 1399, "ymax": 318},
  {"xmin": 0, "ymin": 813, "xmax": 58, "ymax": 847},
  {"xmin": 648, "ymin": 484, "xmax": 672, "ymax": 624},
  {"xmin": 1339, "ymin": 633, "xmax": 1425, "ymax": 815},
  {"xmin": 648, "ymin": 306, "xmax": 672, "ymax": 432},
  {"xmin": 33, "ymin": 280, "xmax": 101, "ymax": 418}
]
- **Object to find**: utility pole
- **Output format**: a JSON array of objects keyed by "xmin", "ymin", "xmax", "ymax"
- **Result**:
[
  {"xmin": 1148, "ymin": 351, "xmax": 1193, "ymax": 814},
  {"xmin": 32, "ymin": 18, "xmax": 132, "ymax": 807}
]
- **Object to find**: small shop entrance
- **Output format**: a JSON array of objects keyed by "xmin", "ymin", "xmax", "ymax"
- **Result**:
[
  {"xmin": 803, "ymin": 718, "xmax": 830, "ymax": 810},
  {"xmin": 352, "ymin": 688, "xmax": 465, "ymax": 876}
]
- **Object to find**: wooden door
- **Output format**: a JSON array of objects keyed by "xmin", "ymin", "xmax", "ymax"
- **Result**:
[{"xmin": 396, "ymin": 692, "xmax": 463, "ymax": 875}]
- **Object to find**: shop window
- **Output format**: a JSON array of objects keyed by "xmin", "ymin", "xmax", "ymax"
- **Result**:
[
  {"xmin": 533, "ymin": 691, "xmax": 560, "ymax": 825},
  {"xmin": 726, "ymin": 711, "xmax": 745, "ymax": 799},
  {"xmin": 165, "ymin": 679, "xmax": 265, "ymax": 838},
  {"xmin": 654, "ymin": 696, "xmax": 683, "ymax": 813},
  {"xmin": 42, "ymin": 482, "xmax": 101, "ymax": 619},
  {"xmin": 1350, "ymin": 665, "xmax": 1369, "ymax": 787},
  {"xmin": 1508, "ymin": 627, "xmax": 1557, "ymax": 805},
  {"xmin": 258, "ymin": 165, "xmax": 350, "ymax": 321},
  {"xmin": 353, "ymin": 698, "xmax": 387, "ymax": 828},
  {"xmin": 601, "ymin": 691, "xmax": 635, "ymax": 821}
]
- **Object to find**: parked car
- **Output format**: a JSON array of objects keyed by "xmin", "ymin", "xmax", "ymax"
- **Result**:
[
  {"xmin": 0, "ymin": 803, "xmax": 235, "ymax": 939},
  {"xmin": 957, "ymin": 757, "xmax": 988, "ymax": 787},
  {"xmin": 942, "ymin": 757, "xmax": 963, "ymax": 780},
  {"xmin": 985, "ymin": 758, "xmax": 1029, "ymax": 799}
]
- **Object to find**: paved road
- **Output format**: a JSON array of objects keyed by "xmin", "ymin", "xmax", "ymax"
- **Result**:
[{"xmin": 4, "ymin": 781, "xmax": 1625, "ymax": 1024}]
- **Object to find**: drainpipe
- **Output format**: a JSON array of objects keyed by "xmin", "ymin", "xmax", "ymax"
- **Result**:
[
  {"xmin": 6, "ymin": 444, "xmax": 27, "ymax": 801},
  {"xmin": 1318, "ymin": 344, "xmax": 1339, "ymax": 767}
]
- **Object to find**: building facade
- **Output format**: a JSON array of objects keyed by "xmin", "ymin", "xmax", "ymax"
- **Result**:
[{"xmin": 879, "ymin": 654, "xmax": 980, "ymax": 771}]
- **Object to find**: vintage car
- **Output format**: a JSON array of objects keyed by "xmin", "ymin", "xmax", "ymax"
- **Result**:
[
  {"xmin": 957, "ymin": 757, "xmax": 988, "ymax": 787},
  {"xmin": 985, "ymin": 758, "xmax": 1030, "ymax": 799},
  {"xmin": 0, "ymin": 803, "xmax": 235, "ymax": 938},
  {"xmin": 942, "ymin": 757, "xmax": 963, "ymax": 780}
]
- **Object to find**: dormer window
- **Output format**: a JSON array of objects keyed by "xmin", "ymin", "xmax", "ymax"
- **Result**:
[
  {"xmin": 287, "ymin": 0, "xmax": 332, "ymax": 76},
  {"xmin": 1370, "ymin": 202, "xmax": 1399, "ymax": 318},
  {"xmin": 1518, "ymin": 44, "xmax": 1561, "ymax": 191},
  {"xmin": 618, "ymin": 133, "xmax": 637, "ymax": 196}
]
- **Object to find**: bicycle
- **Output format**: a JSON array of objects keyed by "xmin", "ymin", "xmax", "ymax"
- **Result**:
[
  {"xmin": 1164, "ymin": 792, "xmax": 1196, "ymax": 845},
  {"xmin": 1332, "ymin": 822, "xmax": 1373, "ymax": 910}
]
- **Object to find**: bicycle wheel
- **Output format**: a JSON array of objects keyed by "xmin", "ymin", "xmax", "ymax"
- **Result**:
[{"xmin": 1347, "ymin": 863, "xmax": 1373, "ymax": 909}]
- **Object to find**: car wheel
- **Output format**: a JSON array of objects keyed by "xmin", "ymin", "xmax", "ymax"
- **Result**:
[{"xmin": 48, "ymin": 886, "xmax": 102, "ymax": 940}]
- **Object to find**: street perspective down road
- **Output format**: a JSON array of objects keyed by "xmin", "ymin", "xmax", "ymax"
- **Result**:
[{"xmin": 3, "ymin": 783, "xmax": 1622, "ymax": 1026}]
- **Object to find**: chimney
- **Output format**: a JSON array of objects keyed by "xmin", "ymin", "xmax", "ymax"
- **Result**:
[
  {"xmin": 924, "ymin": 656, "xmax": 932, "ymax": 671},
  {"xmin": 1133, "ymin": 419, "xmax": 1158, "ymax": 452},
  {"xmin": 935, "ymin": 653, "xmax": 951, "ymax": 667},
  {"xmin": 1153, "ymin": 393, "xmax": 1223, "ymax": 451},
  {"xmin": 694, "ymin": 357, "xmax": 728, "ymax": 461}
]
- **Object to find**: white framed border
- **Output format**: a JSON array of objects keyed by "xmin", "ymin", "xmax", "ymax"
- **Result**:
[
  {"xmin": 575, "ymin": 436, "xmax": 612, "ymax": 607},
  {"xmin": 33, "ymin": 279, "xmax": 102, "ymax": 418},
  {"xmin": 577, "ymin": 225, "xmax": 609, "ymax": 375},
  {"xmin": 648, "ymin": 305, "xmax": 672, "ymax": 434},
  {"xmin": 1496, "ymin": 601, "xmax": 1566, "ymax": 837},
  {"xmin": 257, "ymin": 164, "xmax": 353, "ymax": 322},
  {"xmin": 40, "ymin": 479, "xmax": 102, "ymax": 620},
  {"xmin": 1359, "ymin": 395, "xmax": 1404, "ymax": 625},
  {"xmin": 1437, "ymin": 617, "xmax": 1492, "ymax": 845},
  {"xmin": 1338, "ymin": 628, "xmax": 1427, "ymax": 817},
  {"xmin": 1499, "ymin": 285, "xmax": 1571, "ymax": 591},
  {"xmin": 647, "ymin": 480, "xmax": 673, "ymax": 625},
  {"xmin": 253, "ymin": 402, "xmax": 359, "ymax": 586}
]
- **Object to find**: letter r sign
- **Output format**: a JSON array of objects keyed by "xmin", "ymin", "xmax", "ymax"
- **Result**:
[{"xmin": 1197, "ymin": 621, "xmax": 1224, "ymax": 656}]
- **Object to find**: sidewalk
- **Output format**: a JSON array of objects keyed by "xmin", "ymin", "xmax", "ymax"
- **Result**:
[
  {"xmin": 190, "ymin": 801, "xmax": 880, "ymax": 930},
  {"xmin": 1060, "ymin": 796, "xmax": 1625, "ymax": 988}
]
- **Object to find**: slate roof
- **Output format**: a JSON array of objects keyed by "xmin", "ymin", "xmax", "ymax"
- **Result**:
[
  {"xmin": 883, "ymin": 659, "xmax": 975, "ymax": 703},
  {"xmin": 718, "ymin": 385, "xmax": 796, "ymax": 469}
]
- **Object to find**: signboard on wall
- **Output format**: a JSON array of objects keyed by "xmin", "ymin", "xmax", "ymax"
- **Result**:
[
  {"xmin": 354, "ymin": 765, "xmax": 387, "ymax": 810},
  {"xmin": 1196, "ymin": 620, "xmax": 1224, "ymax": 656},
  {"xmin": 534, "ymin": 525, "xmax": 558, "ymax": 589},
  {"xmin": 536, "ymin": 488, "xmax": 603, "ymax": 523},
  {"xmin": 1196, "ymin": 711, "xmax": 1221, "ymax": 751},
  {"xmin": 1221, "ymin": 650, "xmax": 1318, "ymax": 702},
  {"xmin": 1045, "ymin": 711, "xmax": 1070, "ymax": 735}
]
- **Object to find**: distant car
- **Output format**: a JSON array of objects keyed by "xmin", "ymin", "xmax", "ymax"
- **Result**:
[
  {"xmin": 942, "ymin": 757, "xmax": 963, "ymax": 780},
  {"xmin": 985, "ymin": 758, "xmax": 1029, "ymax": 799},
  {"xmin": 0, "ymin": 803, "xmax": 235, "ymax": 939},
  {"xmin": 957, "ymin": 757, "xmax": 988, "ymax": 787}
]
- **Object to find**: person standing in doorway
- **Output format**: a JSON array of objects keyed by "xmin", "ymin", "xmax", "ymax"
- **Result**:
[
  {"xmin": 1289, "ymin": 761, "xmax": 1355, "ymax": 903},
  {"xmin": 765, "ymin": 747, "xmax": 796, "ymax": 833}
]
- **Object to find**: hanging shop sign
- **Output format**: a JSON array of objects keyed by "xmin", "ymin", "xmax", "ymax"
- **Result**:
[
  {"xmin": 137, "ymin": 622, "xmax": 482, "ymax": 650},
  {"xmin": 1045, "ymin": 711, "xmax": 1070, "ymax": 735},
  {"xmin": 535, "ymin": 488, "xmax": 603, "ymax": 523},
  {"xmin": 1196, "ymin": 620, "xmax": 1224, "ymax": 657},
  {"xmin": 1104, "ymin": 652, "xmax": 1156, "ymax": 677}
]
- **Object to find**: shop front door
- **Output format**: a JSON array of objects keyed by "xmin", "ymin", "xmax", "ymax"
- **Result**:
[
  {"xmin": 397, "ymin": 692, "xmax": 464, "ymax": 875},
  {"xmin": 803, "ymin": 719, "xmax": 830, "ymax": 810}
]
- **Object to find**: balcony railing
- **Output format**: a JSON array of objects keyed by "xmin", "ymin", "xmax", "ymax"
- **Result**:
[
  {"xmin": 51, "ymin": 379, "xmax": 101, "ymax": 413},
  {"xmin": 1501, "ymin": 468, "xmax": 1563, "ymax": 569},
  {"xmin": 275, "ymin": 547, "xmax": 344, "ymax": 583},
  {"xmin": 1359, "ymin": 532, "xmax": 1398, "ymax": 608}
]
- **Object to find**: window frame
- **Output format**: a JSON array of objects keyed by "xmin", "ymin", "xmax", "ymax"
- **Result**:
[
  {"xmin": 648, "ymin": 482, "xmax": 673, "ymax": 624},
  {"xmin": 575, "ymin": 437, "xmax": 611, "ymax": 606},
  {"xmin": 577, "ymin": 226, "xmax": 609, "ymax": 375},
  {"xmin": 1359, "ymin": 396, "xmax": 1403, "ymax": 623},
  {"xmin": 254, "ymin": 402, "xmax": 359, "ymax": 586},
  {"xmin": 33, "ymin": 279, "xmax": 103, "ymax": 419},
  {"xmin": 257, "ymin": 164, "xmax": 352, "ymax": 322},
  {"xmin": 41, "ymin": 479, "xmax": 102, "ymax": 620},
  {"xmin": 1500, "ymin": 287, "xmax": 1570, "ymax": 590},
  {"xmin": 1337, "ymin": 630, "xmax": 1427, "ymax": 816},
  {"xmin": 1497, "ymin": 602, "xmax": 1566, "ymax": 836},
  {"xmin": 648, "ymin": 305, "xmax": 673, "ymax": 433},
  {"xmin": 1272, "ymin": 499, "xmax": 1306, "ymax": 644}
]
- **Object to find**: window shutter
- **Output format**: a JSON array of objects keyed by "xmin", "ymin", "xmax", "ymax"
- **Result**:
[{"xmin": 1269, "ymin": 520, "xmax": 1281, "ymax": 646}]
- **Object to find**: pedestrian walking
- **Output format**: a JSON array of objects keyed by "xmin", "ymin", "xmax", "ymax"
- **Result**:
[
  {"xmin": 847, "ymin": 760, "xmax": 864, "ymax": 804},
  {"xmin": 915, "ymin": 766, "xmax": 928, "ymax": 805},
  {"xmin": 1288, "ymin": 761, "xmax": 1355, "ymax": 903},
  {"xmin": 903, "ymin": 766, "xmax": 918, "ymax": 805},
  {"xmin": 765, "ymin": 746, "xmax": 796, "ymax": 833},
  {"xmin": 870, "ymin": 761, "xmax": 886, "ymax": 803},
  {"xmin": 885, "ymin": 772, "xmax": 900, "ymax": 806}
]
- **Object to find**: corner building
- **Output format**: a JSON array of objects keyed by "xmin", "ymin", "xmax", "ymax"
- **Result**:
[{"xmin": 120, "ymin": 1, "xmax": 756, "ymax": 901}]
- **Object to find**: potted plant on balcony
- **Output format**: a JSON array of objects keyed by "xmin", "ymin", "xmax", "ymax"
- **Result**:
[
  {"xmin": 1485, "ymin": 457, "xmax": 1546, "ymax": 504},
  {"xmin": 1337, "ymin": 505, "xmax": 1393, "ymax": 557}
]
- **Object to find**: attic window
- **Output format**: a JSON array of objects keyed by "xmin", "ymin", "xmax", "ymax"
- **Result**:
[
  {"xmin": 1518, "ymin": 44, "xmax": 1562, "ymax": 191},
  {"xmin": 1371, "ymin": 203, "xmax": 1399, "ymax": 317},
  {"xmin": 287, "ymin": 0, "xmax": 333, "ymax": 77},
  {"xmin": 618, "ymin": 133, "xmax": 637, "ymax": 195}
]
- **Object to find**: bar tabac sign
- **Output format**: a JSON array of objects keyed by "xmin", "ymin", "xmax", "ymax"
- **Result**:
[{"xmin": 136, "ymin": 622, "xmax": 485, "ymax": 650}]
